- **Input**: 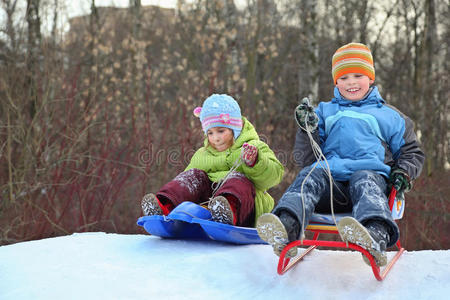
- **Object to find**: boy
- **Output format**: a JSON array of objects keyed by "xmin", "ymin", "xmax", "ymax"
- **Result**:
[{"xmin": 256, "ymin": 43, "xmax": 425, "ymax": 266}]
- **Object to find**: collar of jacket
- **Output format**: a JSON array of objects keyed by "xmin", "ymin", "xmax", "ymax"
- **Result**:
[{"xmin": 331, "ymin": 86, "xmax": 385, "ymax": 107}]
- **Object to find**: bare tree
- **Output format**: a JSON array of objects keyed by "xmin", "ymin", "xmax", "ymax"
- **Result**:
[
  {"xmin": 357, "ymin": 0, "xmax": 369, "ymax": 44},
  {"xmin": 26, "ymin": 0, "xmax": 41, "ymax": 119},
  {"xmin": 0, "ymin": 0, "xmax": 447, "ymax": 248},
  {"xmin": 419, "ymin": 0, "xmax": 442, "ymax": 174},
  {"xmin": 50, "ymin": 0, "xmax": 59, "ymax": 44},
  {"xmin": 1, "ymin": 0, "xmax": 19, "ymax": 52},
  {"xmin": 130, "ymin": 0, "xmax": 141, "ymax": 38},
  {"xmin": 297, "ymin": 0, "xmax": 318, "ymax": 101}
]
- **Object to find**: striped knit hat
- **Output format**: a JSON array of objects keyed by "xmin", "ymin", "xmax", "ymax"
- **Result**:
[
  {"xmin": 193, "ymin": 94, "xmax": 243, "ymax": 139},
  {"xmin": 331, "ymin": 42, "xmax": 375, "ymax": 84}
]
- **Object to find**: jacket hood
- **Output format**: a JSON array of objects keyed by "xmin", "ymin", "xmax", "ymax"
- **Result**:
[{"xmin": 332, "ymin": 86, "xmax": 385, "ymax": 107}]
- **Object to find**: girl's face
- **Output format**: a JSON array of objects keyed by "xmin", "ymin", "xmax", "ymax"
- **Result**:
[
  {"xmin": 336, "ymin": 73, "xmax": 374, "ymax": 101},
  {"xmin": 207, "ymin": 127, "xmax": 234, "ymax": 152}
]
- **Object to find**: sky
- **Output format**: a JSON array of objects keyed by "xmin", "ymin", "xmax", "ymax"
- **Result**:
[
  {"xmin": 0, "ymin": 1, "xmax": 180, "ymax": 37},
  {"xmin": 1, "ymin": 232, "xmax": 449, "ymax": 300},
  {"xmin": 65, "ymin": 0, "xmax": 179, "ymax": 18},
  {"xmin": 0, "ymin": 0, "xmax": 246, "ymax": 35},
  {"xmin": 60, "ymin": 0, "xmax": 179, "ymax": 33}
]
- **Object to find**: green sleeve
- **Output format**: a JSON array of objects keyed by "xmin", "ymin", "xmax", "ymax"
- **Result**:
[{"xmin": 184, "ymin": 148, "xmax": 204, "ymax": 172}]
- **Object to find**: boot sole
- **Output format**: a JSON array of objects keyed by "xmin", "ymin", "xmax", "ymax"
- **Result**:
[
  {"xmin": 208, "ymin": 196, "xmax": 234, "ymax": 225},
  {"xmin": 337, "ymin": 217, "xmax": 387, "ymax": 267},
  {"xmin": 256, "ymin": 213, "xmax": 297, "ymax": 258},
  {"xmin": 141, "ymin": 193, "xmax": 163, "ymax": 216}
]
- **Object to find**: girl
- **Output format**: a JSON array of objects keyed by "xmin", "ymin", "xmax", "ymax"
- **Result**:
[{"xmin": 141, "ymin": 94, "xmax": 284, "ymax": 227}]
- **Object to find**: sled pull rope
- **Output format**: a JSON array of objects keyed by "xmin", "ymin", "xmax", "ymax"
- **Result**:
[
  {"xmin": 295, "ymin": 98, "xmax": 339, "ymax": 241},
  {"xmin": 200, "ymin": 157, "xmax": 243, "ymax": 206}
]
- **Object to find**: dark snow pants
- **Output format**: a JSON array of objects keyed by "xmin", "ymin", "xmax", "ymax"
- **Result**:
[
  {"xmin": 157, "ymin": 168, "xmax": 255, "ymax": 226},
  {"xmin": 273, "ymin": 165, "xmax": 399, "ymax": 247}
]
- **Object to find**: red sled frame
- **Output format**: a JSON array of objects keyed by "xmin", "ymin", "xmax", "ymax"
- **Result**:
[{"xmin": 277, "ymin": 188, "xmax": 405, "ymax": 281}]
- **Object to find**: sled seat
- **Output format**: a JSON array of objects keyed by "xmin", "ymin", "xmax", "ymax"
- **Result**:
[{"xmin": 277, "ymin": 187, "xmax": 405, "ymax": 281}]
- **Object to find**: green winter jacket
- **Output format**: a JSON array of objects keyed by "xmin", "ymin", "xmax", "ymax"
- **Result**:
[{"xmin": 185, "ymin": 117, "xmax": 284, "ymax": 225}]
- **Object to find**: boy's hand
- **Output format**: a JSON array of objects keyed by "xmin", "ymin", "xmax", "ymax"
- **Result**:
[
  {"xmin": 389, "ymin": 168, "xmax": 412, "ymax": 193},
  {"xmin": 241, "ymin": 143, "xmax": 258, "ymax": 167},
  {"xmin": 295, "ymin": 97, "xmax": 318, "ymax": 131}
]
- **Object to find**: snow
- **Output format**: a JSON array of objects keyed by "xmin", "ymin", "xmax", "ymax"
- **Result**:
[{"xmin": 1, "ymin": 232, "xmax": 449, "ymax": 300}]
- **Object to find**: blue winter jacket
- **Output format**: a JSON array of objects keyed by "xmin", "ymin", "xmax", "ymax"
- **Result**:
[{"xmin": 293, "ymin": 86, "xmax": 424, "ymax": 181}]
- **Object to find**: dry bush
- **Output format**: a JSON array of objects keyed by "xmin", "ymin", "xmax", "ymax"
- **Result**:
[
  {"xmin": 1, "ymin": 1, "xmax": 448, "ymax": 250},
  {"xmin": 399, "ymin": 171, "xmax": 450, "ymax": 250}
]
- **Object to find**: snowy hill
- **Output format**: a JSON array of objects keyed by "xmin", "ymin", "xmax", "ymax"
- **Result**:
[{"xmin": 1, "ymin": 232, "xmax": 449, "ymax": 299}]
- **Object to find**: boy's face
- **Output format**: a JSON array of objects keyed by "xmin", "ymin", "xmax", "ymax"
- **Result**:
[
  {"xmin": 207, "ymin": 127, "xmax": 234, "ymax": 152},
  {"xmin": 336, "ymin": 73, "xmax": 374, "ymax": 101}
]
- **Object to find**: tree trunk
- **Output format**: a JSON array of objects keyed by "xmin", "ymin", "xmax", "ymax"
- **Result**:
[
  {"xmin": 357, "ymin": 0, "xmax": 369, "ymax": 44},
  {"xmin": 51, "ymin": 0, "xmax": 59, "ymax": 45},
  {"xmin": 26, "ymin": 0, "xmax": 41, "ymax": 120},
  {"xmin": 130, "ymin": 0, "xmax": 142, "ymax": 38},
  {"xmin": 297, "ymin": 0, "xmax": 318, "ymax": 101},
  {"xmin": 421, "ymin": 0, "xmax": 438, "ymax": 174}
]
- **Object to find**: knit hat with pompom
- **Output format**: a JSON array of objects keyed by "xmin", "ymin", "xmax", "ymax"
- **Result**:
[{"xmin": 193, "ymin": 94, "xmax": 243, "ymax": 139}]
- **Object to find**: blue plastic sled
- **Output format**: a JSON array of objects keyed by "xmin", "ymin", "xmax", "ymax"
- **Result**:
[{"xmin": 137, "ymin": 201, "xmax": 267, "ymax": 245}]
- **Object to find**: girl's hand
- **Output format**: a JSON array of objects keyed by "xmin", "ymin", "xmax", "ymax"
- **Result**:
[{"xmin": 241, "ymin": 143, "xmax": 258, "ymax": 167}]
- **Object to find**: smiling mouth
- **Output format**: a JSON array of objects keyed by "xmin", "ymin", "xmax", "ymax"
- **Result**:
[{"xmin": 347, "ymin": 88, "xmax": 360, "ymax": 92}]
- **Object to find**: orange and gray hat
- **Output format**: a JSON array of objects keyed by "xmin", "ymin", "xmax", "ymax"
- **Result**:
[{"xmin": 332, "ymin": 42, "xmax": 375, "ymax": 84}]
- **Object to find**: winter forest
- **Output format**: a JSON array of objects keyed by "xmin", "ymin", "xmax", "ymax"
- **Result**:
[{"xmin": 0, "ymin": 0, "xmax": 448, "ymax": 250}]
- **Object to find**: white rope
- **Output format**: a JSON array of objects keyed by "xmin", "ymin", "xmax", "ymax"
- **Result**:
[
  {"xmin": 295, "ymin": 102, "xmax": 338, "ymax": 242},
  {"xmin": 199, "ymin": 157, "xmax": 243, "ymax": 207},
  {"xmin": 211, "ymin": 158, "xmax": 242, "ymax": 198}
]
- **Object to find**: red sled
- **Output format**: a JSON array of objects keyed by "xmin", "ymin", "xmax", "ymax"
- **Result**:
[{"xmin": 277, "ymin": 187, "xmax": 405, "ymax": 281}]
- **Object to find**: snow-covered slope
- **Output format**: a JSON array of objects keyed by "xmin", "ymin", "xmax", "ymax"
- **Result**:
[{"xmin": 1, "ymin": 232, "xmax": 449, "ymax": 299}]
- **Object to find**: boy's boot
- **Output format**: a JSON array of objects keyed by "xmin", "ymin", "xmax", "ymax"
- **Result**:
[
  {"xmin": 364, "ymin": 220, "xmax": 391, "ymax": 266},
  {"xmin": 337, "ymin": 217, "xmax": 389, "ymax": 267},
  {"xmin": 141, "ymin": 193, "xmax": 163, "ymax": 216},
  {"xmin": 256, "ymin": 211, "xmax": 300, "ymax": 258},
  {"xmin": 208, "ymin": 196, "xmax": 236, "ymax": 225}
]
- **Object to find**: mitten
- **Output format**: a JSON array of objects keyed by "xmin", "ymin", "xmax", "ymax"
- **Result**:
[
  {"xmin": 295, "ymin": 97, "xmax": 318, "ymax": 132},
  {"xmin": 389, "ymin": 168, "xmax": 412, "ymax": 193},
  {"xmin": 240, "ymin": 143, "xmax": 258, "ymax": 167}
]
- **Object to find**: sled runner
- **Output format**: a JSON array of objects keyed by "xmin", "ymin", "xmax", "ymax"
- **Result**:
[
  {"xmin": 137, "ymin": 201, "xmax": 267, "ymax": 245},
  {"xmin": 277, "ymin": 187, "xmax": 405, "ymax": 281}
]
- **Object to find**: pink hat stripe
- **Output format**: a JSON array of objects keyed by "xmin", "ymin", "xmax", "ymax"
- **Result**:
[
  {"xmin": 202, "ymin": 115, "xmax": 243, "ymax": 123},
  {"xmin": 203, "ymin": 118, "xmax": 242, "ymax": 124},
  {"xmin": 202, "ymin": 115, "xmax": 243, "ymax": 122},
  {"xmin": 202, "ymin": 118, "xmax": 243, "ymax": 127},
  {"xmin": 202, "ymin": 120, "xmax": 243, "ymax": 127}
]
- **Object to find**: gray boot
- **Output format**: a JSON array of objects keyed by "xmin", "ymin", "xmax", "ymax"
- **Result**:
[
  {"xmin": 208, "ymin": 196, "xmax": 234, "ymax": 225},
  {"xmin": 141, "ymin": 193, "xmax": 163, "ymax": 216},
  {"xmin": 256, "ymin": 213, "xmax": 299, "ymax": 258},
  {"xmin": 337, "ymin": 217, "xmax": 388, "ymax": 267}
]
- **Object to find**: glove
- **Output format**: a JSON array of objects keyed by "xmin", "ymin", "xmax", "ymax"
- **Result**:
[
  {"xmin": 240, "ymin": 143, "xmax": 258, "ymax": 167},
  {"xmin": 295, "ymin": 97, "xmax": 318, "ymax": 132},
  {"xmin": 389, "ymin": 168, "xmax": 412, "ymax": 193}
]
